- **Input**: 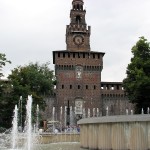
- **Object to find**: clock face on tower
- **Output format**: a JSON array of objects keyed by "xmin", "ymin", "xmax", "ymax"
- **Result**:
[{"xmin": 73, "ymin": 35, "xmax": 84, "ymax": 45}]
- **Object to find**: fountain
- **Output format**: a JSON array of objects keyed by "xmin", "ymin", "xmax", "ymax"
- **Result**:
[
  {"xmin": 60, "ymin": 106, "xmax": 63, "ymax": 132},
  {"xmin": 87, "ymin": 108, "xmax": 90, "ymax": 118},
  {"xmin": 141, "ymin": 108, "xmax": 144, "ymax": 115},
  {"xmin": 11, "ymin": 105, "xmax": 18, "ymax": 149},
  {"xmin": 97, "ymin": 108, "xmax": 99, "ymax": 117},
  {"xmin": 0, "ymin": 96, "xmax": 33, "ymax": 150},
  {"xmin": 82, "ymin": 108, "xmax": 86, "ymax": 119},
  {"xmin": 26, "ymin": 95, "xmax": 33, "ymax": 150},
  {"xmin": 131, "ymin": 109, "xmax": 134, "ymax": 115},
  {"xmin": 52, "ymin": 107, "xmax": 55, "ymax": 132},
  {"xmin": 36, "ymin": 104, "xmax": 39, "ymax": 132},
  {"xmin": 18, "ymin": 96, "xmax": 23, "ymax": 132},
  {"xmin": 147, "ymin": 107, "xmax": 150, "ymax": 114},
  {"xmin": 64, "ymin": 106, "xmax": 67, "ymax": 127},
  {"xmin": 93, "ymin": 108, "xmax": 95, "ymax": 117},
  {"xmin": 126, "ymin": 109, "xmax": 129, "ymax": 115},
  {"xmin": 0, "ymin": 96, "xmax": 80, "ymax": 150},
  {"xmin": 2, "ymin": 101, "xmax": 150, "ymax": 150},
  {"xmin": 106, "ymin": 106, "xmax": 109, "ymax": 116}
]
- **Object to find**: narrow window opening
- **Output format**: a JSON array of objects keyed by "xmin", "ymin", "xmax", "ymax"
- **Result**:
[
  {"xmin": 73, "ymin": 53, "xmax": 75, "ymax": 58},
  {"xmin": 78, "ymin": 53, "xmax": 80, "ymax": 58},
  {"xmin": 78, "ymin": 85, "xmax": 81, "ymax": 89},
  {"xmin": 64, "ymin": 65, "xmax": 66, "ymax": 70},
  {"xmin": 70, "ymin": 85, "xmax": 72, "ymax": 89},
  {"xmin": 93, "ymin": 54, "xmax": 95, "ymax": 58},
  {"xmin": 76, "ymin": 15, "xmax": 81, "ymax": 23},
  {"xmin": 68, "ymin": 53, "xmax": 70, "ymax": 58},
  {"xmin": 86, "ymin": 85, "xmax": 88, "ymax": 89},
  {"xmin": 117, "ymin": 85, "xmax": 119, "ymax": 90},
  {"xmin": 83, "ymin": 53, "xmax": 85, "ymax": 58}
]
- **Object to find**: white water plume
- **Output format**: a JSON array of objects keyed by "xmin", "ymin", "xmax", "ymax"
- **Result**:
[
  {"xmin": 26, "ymin": 95, "xmax": 33, "ymax": 150},
  {"xmin": 11, "ymin": 105, "xmax": 18, "ymax": 149}
]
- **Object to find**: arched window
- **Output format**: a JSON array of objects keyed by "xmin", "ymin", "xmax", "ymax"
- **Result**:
[{"xmin": 76, "ymin": 15, "xmax": 81, "ymax": 23}]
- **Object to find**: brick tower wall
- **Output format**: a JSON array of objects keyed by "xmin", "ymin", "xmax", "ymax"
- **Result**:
[{"xmin": 53, "ymin": 51, "xmax": 104, "ymax": 121}]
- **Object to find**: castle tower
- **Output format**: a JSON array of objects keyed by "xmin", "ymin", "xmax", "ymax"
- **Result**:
[
  {"xmin": 66, "ymin": 0, "xmax": 91, "ymax": 51},
  {"xmin": 53, "ymin": 0, "xmax": 105, "ymax": 125}
]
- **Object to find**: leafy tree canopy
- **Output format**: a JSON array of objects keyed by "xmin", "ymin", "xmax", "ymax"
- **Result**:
[
  {"xmin": 123, "ymin": 37, "xmax": 150, "ymax": 113},
  {"xmin": 0, "ymin": 62, "xmax": 54, "ymax": 128},
  {"xmin": 0, "ymin": 53, "xmax": 11, "ymax": 77},
  {"xmin": 8, "ymin": 62, "xmax": 54, "ymax": 106},
  {"xmin": 0, "ymin": 53, "xmax": 11, "ymax": 128}
]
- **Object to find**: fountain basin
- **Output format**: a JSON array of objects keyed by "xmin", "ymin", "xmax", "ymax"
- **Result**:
[
  {"xmin": 38, "ymin": 133, "xmax": 80, "ymax": 144},
  {"xmin": 0, "ymin": 133, "xmax": 80, "ymax": 150},
  {"xmin": 0, "ymin": 142, "xmax": 81, "ymax": 150},
  {"xmin": 78, "ymin": 115, "xmax": 150, "ymax": 150}
]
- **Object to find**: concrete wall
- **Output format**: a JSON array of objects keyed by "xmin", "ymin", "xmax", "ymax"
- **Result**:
[{"xmin": 78, "ymin": 115, "xmax": 150, "ymax": 150}]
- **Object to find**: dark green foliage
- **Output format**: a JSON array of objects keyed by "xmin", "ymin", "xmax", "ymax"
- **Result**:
[
  {"xmin": 123, "ymin": 37, "xmax": 150, "ymax": 113},
  {"xmin": 0, "ymin": 53, "xmax": 11, "ymax": 77},
  {"xmin": 0, "ymin": 53, "xmax": 11, "ymax": 128},
  {"xmin": 0, "ymin": 62, "xmax": 54, "ymax": 128}
]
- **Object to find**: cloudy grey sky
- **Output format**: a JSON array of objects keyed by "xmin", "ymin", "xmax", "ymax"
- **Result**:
[{"xmin": 0, "ymin": 0, "xmax": 150, "ymax": 82}]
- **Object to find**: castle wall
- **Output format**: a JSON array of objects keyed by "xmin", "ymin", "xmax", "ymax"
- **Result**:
[{"xmin": 101, "ymin": 82, "xmax": 134, "ymax": 116}]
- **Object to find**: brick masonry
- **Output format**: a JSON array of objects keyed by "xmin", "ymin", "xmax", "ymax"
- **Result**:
[{"xmin": 52, "ymin": 0, "xmax": 134, "ymax": 125}]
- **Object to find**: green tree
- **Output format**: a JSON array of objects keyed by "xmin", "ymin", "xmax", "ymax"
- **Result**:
[
  {"xmin": 0, "ymin": 53, "xmax": 11, "ymax": 128},
  {"xmin": 0, "ymin": 80, "xmax": 13, "ymax": 128},
  {"xmin": 0, "ymin": 53, "xmax": 11, "ymax": 78},
  {"xmin": 0, "ymin": 62, "xmax": 54, "ymax": 128},
  {"xmin": 123, "ymin": 37, "xmax": 150, "ymax": 113}
]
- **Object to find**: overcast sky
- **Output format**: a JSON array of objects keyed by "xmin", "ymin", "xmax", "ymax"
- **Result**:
[{"xmin": 0, "ymin": 0, "xmax": 150, "ymax": 82}]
